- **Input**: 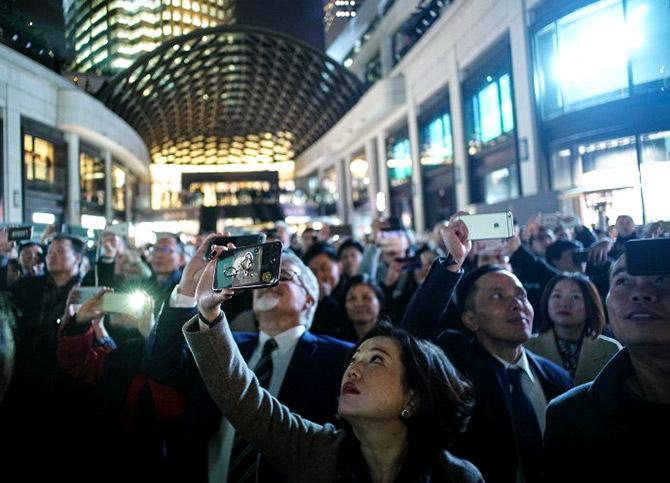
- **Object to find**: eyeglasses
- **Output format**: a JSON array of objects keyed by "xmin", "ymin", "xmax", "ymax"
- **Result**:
[
  {"xmin": 152, "ymin": 246, "xmax": 177, "ymax": 255},
  {"xmin": 279, "ymin": 268, "xmax": 309, "ymax": 294}
]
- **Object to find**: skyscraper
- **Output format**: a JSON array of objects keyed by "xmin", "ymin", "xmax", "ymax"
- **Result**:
[{"xmin": 63, "ymin": 0, "xmax": 235, "ymax": 74}]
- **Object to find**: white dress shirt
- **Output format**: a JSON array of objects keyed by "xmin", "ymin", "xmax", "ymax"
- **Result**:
[
  {"xmin": 492, "ymin": 349, "xmax": 548, "ymax": 433},
  {"xmin": 202, "ymin": 322, "xmax": 306, "ymax": 482}
]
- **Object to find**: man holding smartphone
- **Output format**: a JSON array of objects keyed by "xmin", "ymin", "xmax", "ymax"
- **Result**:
[{"xmin": 142, "ymin": 235, "xmax": 353, "ymax": 482}]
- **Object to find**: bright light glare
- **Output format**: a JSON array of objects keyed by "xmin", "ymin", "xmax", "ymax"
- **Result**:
[
  {"xmin": 32, "ymin": 212, "xmax": 56, "ymax": 224},
  {"xmin": 554, "ymin": 2, "xmax": 646, "ymax": 94},
  {"xmin": 81, "ymin": 214, "xmax": 107, "ymax": 230},
  {"xmin": 376, "ymin": 191, "xmax": 386, "ymax": 213},
  {"xmin": 128, "ymin": 291, "xmax": 148, "ymax": 310}
]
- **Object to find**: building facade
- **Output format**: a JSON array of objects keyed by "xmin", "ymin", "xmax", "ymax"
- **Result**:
[
  {"xmin": 0, "ymin": 42, "xmax": 149, "ymax": 226},
  {"xmin": 298, "ymin": 0, "xmax": 670, "ymax": 235}
]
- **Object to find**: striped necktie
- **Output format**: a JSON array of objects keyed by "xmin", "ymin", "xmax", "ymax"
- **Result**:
[{"xmin": 228, "ymin": 338, "xmax": 278, "ymax": 482}]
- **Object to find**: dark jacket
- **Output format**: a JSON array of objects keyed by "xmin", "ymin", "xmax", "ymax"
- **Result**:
[
  {"xmin": 440, "ymin": 332, "xmax": 573, "ymax": 483},
  {"xmin": 544, "ymin": 349, "xmax": 669, "ymax": 482},
  {"xmin": 143, "ymin": 305, "xmax": 354, "ymax": 482},
  {"xmin": 400, "ymin": 258, "xmax": 573, "ymax": 483},
  {"xmin": 183, "ymin": 315, "xmax": 484, "ymax": 483}
]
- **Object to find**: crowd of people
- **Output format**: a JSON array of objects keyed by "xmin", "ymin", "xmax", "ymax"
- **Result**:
[{"xmin": 0, "ymin": 211, "xmax": 667, "ymax": 482}]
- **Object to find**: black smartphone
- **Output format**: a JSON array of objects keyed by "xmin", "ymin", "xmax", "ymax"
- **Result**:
[
  {"xmin": 625, "ymin": 238, "xmax": 670, "ymax": 276},
  {"xmin": 7, "ymin": 226, "xmax": 33, "ymax": 242},
  {"xmin": 213, "ymin": 241, "xmax": 283, "ymax": 290},
  {"xmin": 394, "ymin": 255, "xmax": 422, "ymax": 271},
  {"xmin": 208, "ymin": 233, "xmax": 267, "ymax": 254},
  {"xmin": 572, "ymin": 249, "xmax": 590, "ymax": 264}
]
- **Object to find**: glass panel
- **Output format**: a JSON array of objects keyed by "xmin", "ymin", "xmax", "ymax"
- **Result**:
[
  {"xmin": 628, "ymin": 0, "xmax": 670, "ymax": 87},
  {"xmin": 551, "ymin": 148, "xmax": 574, "ymax": 190},
  {"xmin": 484, "ymin": 167, "xmax": 517, "ymax": 204},
  {"xmin": 387, "ymin": 137, "xmax": 412, "ymax": 186},
  {"xmin": 112, "ymin": 164, "xmax": 126, "ymax": 211},
  {"xmin": 477, "ymin": 82, "xmax": 502, "ymax": 143},
  {"xmin": 555, "ymin": 0, "xmax": 628, "ymax": 109},
  {"xmin": 24, "ymin": 135, "xmax": 34, "ymax": 181},
  {"xmin": 420, "ymin": 112, "xmax": 453, "ymax": 166},
  {"xmin": 499, "ymin": 74, "xmax": 515, "ymax": 133},
  {"xmin": 349, "ymin": 156, "xmax": 370, "ymax": 209},
  {"xmin": 534, "ymin": 23, "xmax": 562, "ymax": 118},
  {"xmin": 33, "ymin": 137, "xmax": 54, "ymax": 182},
  {"xmin": 80, "ymin": 152, "xmax": 105, "ymax": 209},
  {"xmin": 640, "ymin": 130, "xmax": 670, "ymax": 221}
]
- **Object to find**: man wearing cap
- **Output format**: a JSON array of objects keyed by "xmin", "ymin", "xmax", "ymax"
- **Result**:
[{"xmin": 543, "ymin": 252, "xmax": 669, "ymax": 482}]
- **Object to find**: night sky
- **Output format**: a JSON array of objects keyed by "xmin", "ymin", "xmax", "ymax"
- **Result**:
[{"xmin": 2, "ymin": 0, "xmax": 67, "ymax": 58}]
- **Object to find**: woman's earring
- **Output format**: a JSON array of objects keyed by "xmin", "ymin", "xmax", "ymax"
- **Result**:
[{"xmin": 401, "ymin": 408, "xmax": 411, "ymax": 419}]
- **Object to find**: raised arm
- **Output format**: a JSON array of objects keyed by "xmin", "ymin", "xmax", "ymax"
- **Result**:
[
  {"xmin": 401, "ymin": 218, "xmax": 470, "ymax": 340},
  {"xmin": 184, "ymin": 252, "xmax": 344, "ymax": 478}
]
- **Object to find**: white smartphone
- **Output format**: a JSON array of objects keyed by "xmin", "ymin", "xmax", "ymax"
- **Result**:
[
  {"xmin": 455, "ymin": 212, "xmax": 514, "ymax": 240},
  {"xmin": 72, "ymin": 286, "xmax": 103, "ymax": 305}
]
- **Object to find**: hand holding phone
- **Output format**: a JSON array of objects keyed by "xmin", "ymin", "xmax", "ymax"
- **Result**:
[
  {"xmin": 7, "ymin": 226, "xmax": 33, "ymax": 242},
  {"xmin": 454, "ymin": 212, "xmax": 514, "ymax": 241},
  {"xmin": 213, "ymin": 241, "xmax": 283, "ymax": 290}
]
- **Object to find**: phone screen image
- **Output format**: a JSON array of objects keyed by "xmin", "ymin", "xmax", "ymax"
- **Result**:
[{"xmin": 214, "ymin": 241, "xmax": 282, "ymax": 290}]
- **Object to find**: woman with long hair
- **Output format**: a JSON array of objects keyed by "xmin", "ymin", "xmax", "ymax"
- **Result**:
[{"xmin": 526, "ymin": 273, "xmax": 621, "ymax": 384}]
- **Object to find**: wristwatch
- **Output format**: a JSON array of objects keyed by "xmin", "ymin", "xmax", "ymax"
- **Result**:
[{"xmin": 444, "ymin": 253, "xmax": 459, "ymax": 266}]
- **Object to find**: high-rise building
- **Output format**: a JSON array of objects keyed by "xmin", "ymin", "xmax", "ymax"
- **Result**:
[{"xmin": 63, "ymin": 0, "xmax": 235, "ymax": 74}]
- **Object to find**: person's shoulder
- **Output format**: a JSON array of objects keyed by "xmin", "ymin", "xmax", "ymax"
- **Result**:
[
  {"xmin": 437, "ymin": 450, "xmax": 485, "ymax": 482},
  {"xmin": 547, "ymin": 382, "xmax": 593, "ymax": 420},
  {"xmin": 593, "ymin": 334, "xmax": 623, "ymax": 351},
  {"xmin": 10, "ymin": 274, "xmax": 46, "ymax": 292},
  {"xmin": 304, "ymin": 331, "xmax": 354, "ymax": 351},
  {"xmin": 526, "ymin": 349, "xmax": 573, "ymax": 385}
]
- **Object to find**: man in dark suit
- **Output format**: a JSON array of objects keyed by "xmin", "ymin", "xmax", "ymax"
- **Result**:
[
  {"xmin": 400, "ymin": 221, "xmax": 573, "ymax": 483},
  {"xmin": 543, "ymin": 251, "xmax": 670, "ymax": 482},
  {"xmin": 143, "ymin": 235, "xmax": 353, "ymax": 482}
]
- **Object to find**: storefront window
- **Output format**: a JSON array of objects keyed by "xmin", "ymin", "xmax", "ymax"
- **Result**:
[
  {"xmin": 628, "ymin": 0, "xmax": 670, "ymax": 88},
  {"xmin": 386, "ymin": 137, "xmax": 412, "ymax": 187},
  {"xmin": 24, "ymin": 134, "xmax": 55, "ymax": 183},
  {"xmin": 471, "ymin": 73, "xmax": 515, "ymax": 145},
  {"xmin": 420, "ymin": 112, "xmax": 453, "ymax": 166},
  {"xmin": 112, "ymin": 164, "xmax": 126, "ymax": 213},
  {"xmin": 534, "ymin": 0, "xmax": 670, "ymax": 118},
  {"xmin": 80, "ymin": 151, "xmax": 105, "ymax": 213},
  {"xmin": 484, "ymin": 167, "xmax": 519, "ymax": 205},
  {"xmin": 640, "ymin": 130, "xmax": 670, "ymax": 221},
  {"xmin": 551, "ymin": 135, "xmax": 644, "ymax": 226},
  {"xmin": 349, "ymin": 155, "xmax": 370, "ymax": 209}
]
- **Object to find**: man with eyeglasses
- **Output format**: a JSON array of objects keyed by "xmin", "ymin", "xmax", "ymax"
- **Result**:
[
  {"xmin": 142, "ymin": 234, "xmax": 353, "ymax": 482},
  {"xmin": 144, "ymin": 234, "xmax": 185, "ymax": 314}
]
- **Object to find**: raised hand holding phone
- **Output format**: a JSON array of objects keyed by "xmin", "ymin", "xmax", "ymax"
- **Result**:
[
  {"xmin": 442, "ymin": 213, "xmax": 472, "ymax": 272},
  {"xmin": 196, "ymin": 247, "xmax": 235, "ymax": 322},
  {"xmin": 178, "ymin": 232, "xmax": 228, "ymax": 298}
]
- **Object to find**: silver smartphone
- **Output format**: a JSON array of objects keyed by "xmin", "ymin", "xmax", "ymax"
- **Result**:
[{"xmin": 454, "ymin": 212, "xmax": 514, "ymax": 240}]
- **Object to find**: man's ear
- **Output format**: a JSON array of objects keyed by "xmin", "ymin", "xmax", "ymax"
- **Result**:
[{"xmin": 461, "ymin": 310, "xmax": 479, "ymax": 332}]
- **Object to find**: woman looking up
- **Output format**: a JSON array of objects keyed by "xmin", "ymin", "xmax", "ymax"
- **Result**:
[
  {"xmin": 526, "ymin": 273, "xmax": 621, "ymax": 384},
  {"xmin": 182, "ymin": 245, "xmax": 482, "ymax": 482}
]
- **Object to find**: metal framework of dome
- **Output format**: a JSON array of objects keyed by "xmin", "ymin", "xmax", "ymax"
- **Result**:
[{"xmin": 98, "ymin": 25, "xmax": 365, "ymax": 165}]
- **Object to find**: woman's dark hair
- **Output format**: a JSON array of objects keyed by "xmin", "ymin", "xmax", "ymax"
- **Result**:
[
  {"xmin": 538, "ymin": 273, "xmax": 606, "ymax": 338},
  {"xmin": 351, "ymin": 322, "xmax": 475, "ymax": 451}
]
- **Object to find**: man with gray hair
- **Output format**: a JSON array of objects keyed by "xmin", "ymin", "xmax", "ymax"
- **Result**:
[{"xmin": 142, "ymin": 235, "xmax": 353, "ymax": 482}]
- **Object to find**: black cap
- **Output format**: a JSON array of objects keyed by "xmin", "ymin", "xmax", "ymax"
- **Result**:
[{"xmin": 337, "ymin": 239, "xmax": 364, "ymax": 258}]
